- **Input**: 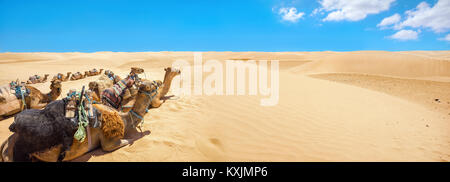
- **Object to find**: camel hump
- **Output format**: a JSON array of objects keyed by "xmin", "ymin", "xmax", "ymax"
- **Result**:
[{"xmin": 93, "ymin": 104, "xmax": 125, "ymax": 139}]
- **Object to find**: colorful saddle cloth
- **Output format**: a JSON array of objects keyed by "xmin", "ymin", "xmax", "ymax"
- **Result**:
[
  {"xmin": 14, "ymin": 85, "xmax": 30, "ymax": 99},
  {"xmin": 101, "ymin": 78, "xmax": 134, "ymax": 109}
]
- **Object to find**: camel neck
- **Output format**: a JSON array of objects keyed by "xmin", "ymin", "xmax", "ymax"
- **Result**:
[
  {"xmin": 161, "ymin": 72, "xmax": 173, "ymax": 97},
  {"xmin": 48, "ymin": 87, "xmax": 61, "ymax": 101},
  {"xmin": 126, "ymin": 92, "xmax": 151, "ymax": 128}
]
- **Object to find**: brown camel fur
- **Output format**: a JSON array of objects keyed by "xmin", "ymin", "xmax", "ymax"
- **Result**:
[
  {"xmin": 1, "ymin": 81, "xmax": 158, "ymax": 162},
  {"xmin": 26, "ymin": 74, "xmax": 49, "ymax": 84},
  {"xmin": 52, "ymin": 72, "xmax": 71, "ymax": 82},
  {"xmin": 121, "ymin": 67, "xmax": 180, "ymax": 112}
]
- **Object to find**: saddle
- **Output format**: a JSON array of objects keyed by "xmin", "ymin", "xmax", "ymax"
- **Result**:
[
  {"xmin": 65, "ymin": 89, "xmax": 102, "ymax": 141},
  {"xmin": 101, "ymin": 78, "xmax": 134, "ymax": 109},
  {"xmin": 14, "ymin": 85, "xmax": 30, "ymax": 100}
]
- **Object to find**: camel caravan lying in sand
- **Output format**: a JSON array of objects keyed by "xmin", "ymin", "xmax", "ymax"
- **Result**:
[
  {"xmin": 18, "ymin": 68, "xmax": 103, "ymax": 85},
  {"xmin": 1, "ymin": 67, "xmax": 180, "ymax": 162}
]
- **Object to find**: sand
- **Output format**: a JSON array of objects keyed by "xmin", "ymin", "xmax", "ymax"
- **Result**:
[{"xmin": 0, "ymin": 51, "xmax": 449, "ymax": 161}]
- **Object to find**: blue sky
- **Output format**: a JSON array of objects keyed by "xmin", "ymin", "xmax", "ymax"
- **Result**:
[{"xmin": 0, "ymin": 0, "xmax": 449, "ymax": 52}]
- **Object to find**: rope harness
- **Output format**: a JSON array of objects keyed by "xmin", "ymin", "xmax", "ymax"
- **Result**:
[
  {"xmin": 14, "ymin": 85, "xmax": 28, "ymax": 110},
  {"xmin": 128, "ymin": 81, "xmax": 159, "ymax": 130},
  {"xmin": 68, "ymin": 91, "xmax": 91, "ymax": 143}
]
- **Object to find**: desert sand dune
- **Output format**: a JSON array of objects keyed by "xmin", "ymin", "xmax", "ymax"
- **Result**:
[{"xmin": 0, "ymin": 51, "xmax": 449, "ymax": 161}]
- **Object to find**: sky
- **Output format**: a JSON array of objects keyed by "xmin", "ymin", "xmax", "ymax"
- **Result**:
[{"xmin": 0, "ymin": 0, "xmax": 449, "ymax": 52}]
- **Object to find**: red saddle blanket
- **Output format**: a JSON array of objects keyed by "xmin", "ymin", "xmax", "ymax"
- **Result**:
[{"xmin": 101, "ymin": 78, "xmax": 134, "ymax": 109}]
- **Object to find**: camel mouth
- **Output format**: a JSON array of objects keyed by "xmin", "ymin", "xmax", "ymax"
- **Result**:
[{"xmin": 171, "ymin": 68, "xmax": 181, "ymax": 74}]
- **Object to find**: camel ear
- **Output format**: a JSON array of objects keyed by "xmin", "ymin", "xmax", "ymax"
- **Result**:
[{"xmin": 164, "ymin": 67, "xmax": 168, "ymax": 71}]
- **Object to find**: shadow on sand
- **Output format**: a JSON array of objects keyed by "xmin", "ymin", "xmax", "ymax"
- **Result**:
[{"xmin": 71, "ymin": 129, "xmax": 151, "ymax": 162}]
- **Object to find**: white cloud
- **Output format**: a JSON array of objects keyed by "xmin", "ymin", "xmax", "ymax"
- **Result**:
[
  {"xmin": 278, "ymin": 7, "xmax": 305, "ymax": 23},
  {"xmin": 440, "ymin": 34, "xmax": 450, "ymax": 41},
  {"xmin": 397, "ymin": 0, "xmax": 450, "ymax": 33},
  {"xmin": 389, "ymin": 29, "xmax": 418, "ymax": 40},
  {"xmin": 377, "ymin": 13, "xmax": 401, "ymax": 28},
  {"xmin": 314, "ymin": 0, "xmax": 395, "ymax": 22}
]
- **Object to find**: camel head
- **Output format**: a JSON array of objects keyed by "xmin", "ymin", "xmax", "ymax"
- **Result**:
[
  {"xmin": 50, "ymin": 79, "xmax": 62, "ymax": 90},
  {"xmin": 84, "ymin": 71, "xmax": 89, "ymax": 76},
  {"xmin": 44, "ymin": 74, "xmax": 49, "ymax": 77},
  {"xmin": 164, "ymin": 67, "xmax": 181, "ymax": 79},
  {"xmin": 88, "ymin": 81, "xmax": 99, "ymax": 91},
  {"xmin": 128, "ymin": 81, "xmax": 159, "ymax": 126},
  {"xmin": 106, "ymin": 70, "xmax": 113, "ymax": 76},
  {"xmin": 131, "ymin": 67, "xmax": 145, "ymax": 74},
  {"xmin": 138, "ymin": 81, "xmax": 156, "ymax": 93},
  {"xmin": 99, "ymin": 69, "xmax": 104, "ymax": 73}
]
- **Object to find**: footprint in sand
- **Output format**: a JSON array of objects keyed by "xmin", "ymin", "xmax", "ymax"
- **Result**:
[
  {"xmin": 195, "ymin": 137, "xmax": 225, "ymax": 161},
  {"xmin": 209, "ymin": 138, "xmax": 224, "ymax": 150}
]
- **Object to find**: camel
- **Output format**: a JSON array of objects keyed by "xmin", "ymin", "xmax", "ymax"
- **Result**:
[
  {"xmin": 22, "ymin": 79, "xmax": 62, "ymax": 109},
  {"xmin": 85, "ymin": 69, "xmax": 104, "ymax": 77},
  {"xmin": 0, "ymin": 80, "xmax": 62, "ymax": 120},
  {"xmin": 88, "ymin": 67, "xmax": 145, "ymax": 108},
  {"xmin": 0, "ymin": 81, "xmax": 20, "ymax": 120},
  {"xmin": 70, "ymin": 72, "xmax": 86, "ymax": 81},
  {"xmin": 52, "ymin": 72, "xmax": 71, "ymax": 82},
  {"xmin": 120, "ymin": 67, "xmax": 180, "ymax": 112},
  {"xmin": 26, "ymin": 74, "xmax": 49, "ymax": 84},
  {"xmin": 1, "ymin": 81, "xmax": 159, "ymax": 162}
]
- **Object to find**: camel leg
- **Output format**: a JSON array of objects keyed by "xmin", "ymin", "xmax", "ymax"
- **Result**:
[
  {"xmin": 29, "ymin": 100, "xmax": 47, "ymax": 109},
  {"xmin": 100, "ymin": 136, "xmax": 130, "ymax": 152}
]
